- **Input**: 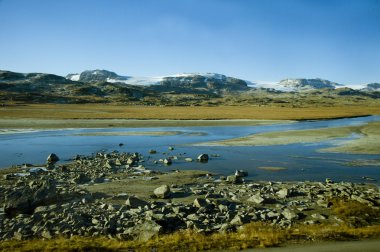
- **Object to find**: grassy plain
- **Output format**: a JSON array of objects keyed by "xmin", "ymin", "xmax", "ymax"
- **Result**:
[
  {"xmin": 1, "ymin": 103, "xmax": 380, "ymax": 120},
  {"xmin": 0, "ymin": 103, "xmax": 379, "ymax": 129}
]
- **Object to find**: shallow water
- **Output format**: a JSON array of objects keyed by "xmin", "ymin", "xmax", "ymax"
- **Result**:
[{"xmin": 1, "ymin": 116, "xmax": 379, "ymax": 183}]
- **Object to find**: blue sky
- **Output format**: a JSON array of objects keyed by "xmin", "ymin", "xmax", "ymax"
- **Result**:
[{"xmin": 0, "ymin": 0, "xmax": 379, "ymax": 84}]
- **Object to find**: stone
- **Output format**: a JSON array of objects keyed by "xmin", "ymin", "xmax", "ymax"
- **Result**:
[
  {"xmin": 277, "ymin": 188, "xmax": 290, "ymax": 199},
  {"xmin": 247, "ymin": 194, "xmax": 265, "ymax": 204},
  {"xmin": 125, "ymin": 196, "xmax": 149, "ymax": 208},
  {"xmin": 72, "ymin": 173, "xmax": 91, "ymax": 184},
  {"xmin": 168, "ymin": 146, "xmax": 174, "ymax": 151},
  {"xmin": 163, "ymin": 158, "xmax": 172, "ymax": 165},
  {"xmin": 41, "ymin": 230, "xmax": 53, "ymax": 239},
  {"xmin": 226, "ymin": 175, "xmax": 243, "ymax": 184},
  {"xmin": 316, "ymin": 199, "xmax": 331, "ymax": 208},
  {"xmin": 311, "ymin": 213, "xmax": 327, "ymax": 220},
  {"xmin": 197, "ymin": 154, "xmax": 209, "ymax": 162},
  {"xmin": 235, "ymin": 170, "xmax": 248, "ymax": 177},
  {"xmin": 193, "ymin": 198, "xmax": 209, "ymax": 208},
  {"xmin": 115, "ymin": 158, "xmax": 122, "ymax": 166},
  {"xmin": 230, "ymin": 215, "xmax": 244, "ymax": 225},
  {"xmin": 46, "ymin": 153, "xmax": 59, "ymax": 164},
  {"xmin": 153, "ymin": 185, "xmax": 171, "ymax": 199},
  {"xmin": 127, "ymin": 220, "xmax": 162, "ymax": 242},
  {"xmin": 282, "ymin": 209, "xmax": 298, "ymax": 221},
  {"xmin": 325, "ymin": 178, "xmax": 334, "ymax": 184},
  {"xmin": 185, "ymin": 158, "xmax": 193, "ymax": 162},
  {"xmin": 4, "ymin": 179, "xmax": 58, "ymax": 215},
  {"xmin": 149, "ymin": 149, "xmax": 157, "ymax": 154}
]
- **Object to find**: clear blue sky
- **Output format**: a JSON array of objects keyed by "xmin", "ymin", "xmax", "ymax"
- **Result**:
[{"xmin": 0, "ymin": 0, "xmax": 379, "ymax": 84}]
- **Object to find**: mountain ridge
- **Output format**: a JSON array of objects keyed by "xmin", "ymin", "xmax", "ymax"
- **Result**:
[{"xmin": 0, "ymin": 69, "xmax": 379, "ymax": 106}]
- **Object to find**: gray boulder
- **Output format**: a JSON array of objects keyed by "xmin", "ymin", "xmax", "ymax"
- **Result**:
[
  {"xmin": 125, "ymin": 220, "xmax": 162, "ymax": 241},
  {"xmin": 282, "ymin": 209, "xmax": 298, "ymax": 221},
  {"xmin": 235, "ymin": 170, "xmax": 248, "ymax": 177},
  {"xmin": 153, "ymin": 185, "xmax": 171, "ymax": 199},
  {"xmin": 163, "ymin": 158, "xmax": 172, "ymax": 165},
  {"xmin": 125, "ymin": 196, "xmax": 149, "ymax": 208},
  {"xmin": 4, "ymin": 179, "xmax": 57, "ymax": 215},
  {"xmin": 46, "ymin": 153, "xmax": 59, "ymax": 164},
  {"xmin": 247, "ymin": 194, "xmax": 265, "ymax": 204},
  {"xmin": 197, "ymin": 154, "xmax": 209, "ymax": 162},
  {"xmin": 277, "ymin": 188, "xmax": 290, "ymax": 199},
  {"xmin": 226, "ymin": 175, "xmax": 243, "ymax": 184}
]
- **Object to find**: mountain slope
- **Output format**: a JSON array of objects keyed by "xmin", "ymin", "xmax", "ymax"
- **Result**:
[
  {"xmin": 277, "ymin": 78, "xmax": 343, "ymax": 91},
  {"xmin": 1, "ymin": 69, "xmax": 379, "ymax": 106}
]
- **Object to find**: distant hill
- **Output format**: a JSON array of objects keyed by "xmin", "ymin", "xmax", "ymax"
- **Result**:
[
  {"xmin": 363, "ymin": 83, "xmax": 380, "ymax": 91},
  {"xmin": 0, "ymin": 69, "xmax": 379, "ymax": 106},
  {"xmin": 277, "ymin": 78, "xmax": 343, "ymax": 91},
  {"xmin": 66, "ymin": 70, "xmax": 249, "ymax": 92}
]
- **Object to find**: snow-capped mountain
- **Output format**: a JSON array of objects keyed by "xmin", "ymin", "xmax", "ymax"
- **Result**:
[
  {"xmin": 66, "ymin": 70, "xmax": 250, "ymax": 91},
  {"xmin": 363, "ymin": 83, "xmax": 380, "ymax": 91},
  {"xmin": 277, "ymin": 78, "xmax": 343, "ymax": 91},
  {"xmin": 66, "ymin": 71, "xmax": 372, "ymax": 92}
]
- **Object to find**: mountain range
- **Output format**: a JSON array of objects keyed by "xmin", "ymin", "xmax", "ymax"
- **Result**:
[
  {"xmin": 0, "ymin": 69, "xmax": 379, "ymax": 105},
  {"xmin": 65, "ymin": 69, "xmax": 378, "ymax": 92}
]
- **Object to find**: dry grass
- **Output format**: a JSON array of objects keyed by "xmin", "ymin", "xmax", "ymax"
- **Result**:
[
  {"xmin": 1, "ymin": 104, "xmax": 380, "ymax": 120},
  {"xmin": 331, "ymin": 198, "xmax": 380, "ymax": 223},
  {"xmin": 1, "ymin": 222, "xmax": 379, "ymax": 252}
]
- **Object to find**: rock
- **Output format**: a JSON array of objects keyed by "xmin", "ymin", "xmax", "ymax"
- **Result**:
[
  {"xmin": 277, "ymin": 188, "xmax": 290, "ymax": 199},
  {"xmin": 115, "ymin": 158, "xmax": 122, "ymax": 166},
  {"xmin": 153, "ymin": 185, "xmax": 171, "ymax": 199},
  {"xmin": 29, "ymin": 167, "xmax": 48, "ymax": 175},
  {"xmin": 149, "ymin": 149, "xmax": 157, "ymax": 154},
  {"xmin": 230, "ymin": 214, "xmax": 245, "ymax": 225},
  {"xmin": 226, "ymin": 175, "xmax": 243, "ymax": 184},
  {"xmin": 185, "ymin": 158, "xmax": 193, "ymax": 162},
  {"xmin": 316, "ymin": 199, "xmax": 332, "ymax": 208},
  {"xmin": 126, "ymin": 196, "xmax": 149, "ymax": 208},
  {"xmin": 46, "ymin": 153, "xmax": 59, "ymax": 164},
  {"xmin": 126, "ymin": 220, "xmax": 162, "ymax": 242},
  {"xmin": 168, "ymin": 146, "xmax": 174, "ymax": 151},
  {"xmin": 351, "ymin": 195, "xmax": 374, "ymax": 206},
  {"xmin": 41, "ymin": 230, "xmax": 53, "ymax": 239},
  {"xmin": 105, "ymin": 160, "xmax": 115, "ymax": 169},
  {"xmin": 3, "ymin": 174, "xmax": 16, "ymax": 180},
  {"xmin": 197, "ymin": 154, "xmax": 209, "ymax": 162},
  {"xmin": 311, "ymin": 213, "xmax": 327, "ymax": 220},
  {"xmin": 163, "ymin": 158, "xmax": 172, "ymax": 165},
  {"xmin": 325, "ymin": 178, "xmax": 334, "ymax": 184},
  {"xmin": 247, "ymin": 194, "xmax": 265, "ymax": 204},
  {"xmin": 235, "ymin": 170, "xmax": 248, "ymax": 177},
  {"xmin": 5, "ymin": 179, "xmax": 58, "ymax": 215},
  {"xmin": 193, "ymin": 198, "xmax": 209, "ymax": 208},
  {"xmin": 72, "ymin": 173, "xmax": 91, "ymax": 184},
  {"xmin": 282, "ymin": 209, "xmax": 298, "ymax": 221}
]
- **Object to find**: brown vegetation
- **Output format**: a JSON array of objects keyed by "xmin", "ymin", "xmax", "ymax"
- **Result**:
[
  {"xmin": 1, "ymin": 221, "xmax": 379, "ymax": 252},
  {"xmin": 1, "ymin": 104, "xmax": 379, "ymax": 120}
]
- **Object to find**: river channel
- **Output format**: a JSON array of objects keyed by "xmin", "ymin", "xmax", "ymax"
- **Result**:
[{"xmin": 1, "ymin": 116, "xmax": 379, "ymax": 184}]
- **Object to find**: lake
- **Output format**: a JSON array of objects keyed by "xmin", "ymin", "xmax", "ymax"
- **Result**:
[{"xmin": 1, "ymin": 116, "xmax": 379, "ymax": 184}]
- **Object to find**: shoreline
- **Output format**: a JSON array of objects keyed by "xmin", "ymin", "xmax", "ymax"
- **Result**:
[
  {"xmin": 0, "ymin": 118, "xmax": 292, "ymax": 130},
  {"xmin": 1, "ymin": 150, "xmax": 379, "ymax": 251},
  {"xmin": 195, "ymin": 121, "xmax": 380, "ymax": 155}
]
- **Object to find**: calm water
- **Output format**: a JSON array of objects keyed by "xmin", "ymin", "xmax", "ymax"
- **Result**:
[{"xmin": 1, "ymin": 116, "xmax": 379, "ymax": 183}]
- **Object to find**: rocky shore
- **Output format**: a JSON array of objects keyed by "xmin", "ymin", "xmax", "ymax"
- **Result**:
[{"xmin": 0, "ymin": 150, "xmax": 379, "ymax": 242}]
